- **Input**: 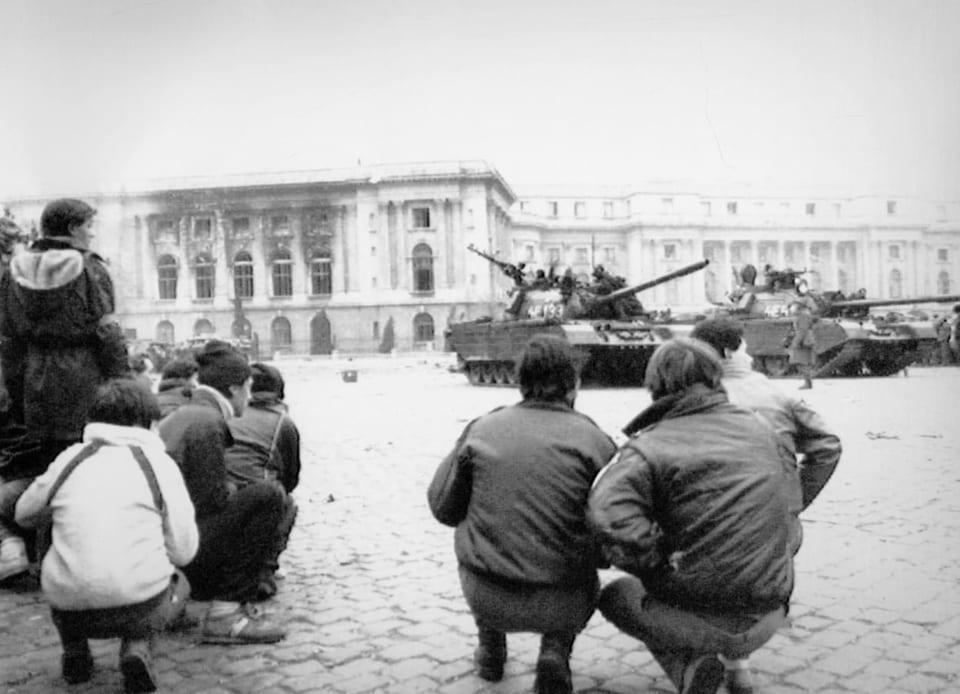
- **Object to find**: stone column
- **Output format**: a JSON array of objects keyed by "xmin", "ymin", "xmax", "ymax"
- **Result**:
[
  {"xmin": 388, "ymin": 202, "xmax": 399, "ymax": 290},
  {"xmin": 338, "ymin": 206, "xmax": 350, "ymax": 294}
]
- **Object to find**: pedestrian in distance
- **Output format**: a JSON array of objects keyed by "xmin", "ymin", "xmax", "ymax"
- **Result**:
[
  {"xmin": 690, "ymin": 317, "xmax": 841, "ymax": 692},
  {"xmin": 428, "ymin": 334, "xmax": 617, "ymax": 694},
  {"xmin": 154, "ymin": 357, "xmax": 198, "ymax": 419},
  {"xmin": 950, "ymin": 304, "xmax": 960, "ymax": 364},
  {"xmin": 589, "ymin": 338, "xmax": 803, "ymax": 694},
  {"xmin": 14, "ymin": 379, "xmax": 198, "ymax": 693},
  {"xmin": 788, "ymin": 296, "xmax": 817, "ymax": 389},
  {"xmin": 0, "ymin": 198, "xmax": 128, "ymax": 583},
  {"xmin": 224, "ymin": 361, "xmax": 301, "ymax": 597},
  {"xmin": 158, "ymin": 340, "xmax": 286, "ymax": 644}
]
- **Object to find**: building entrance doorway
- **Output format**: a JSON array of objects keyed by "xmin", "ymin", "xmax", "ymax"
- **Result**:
[{"xmin": 311, "ymin": 311, "xmax": 333, "ymax": 354}]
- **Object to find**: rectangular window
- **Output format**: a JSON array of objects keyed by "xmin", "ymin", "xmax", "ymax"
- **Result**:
[
  {"xmin": 520, "ymin": 201, "xmax": 529, "ymax": 212},
  {"xmin": 195, "ymin": 265, "xmax": 214, "ymax": 299},
  {"xmin": 548, "ymin": 248, "xmax": 561, "ymax": 264},
  {"xmin": 373, "ymin": 321, "xmax": 379, "ymax": 339},
  {"xmin": 889, "ymin": 245, "xmax": 901, "ymax": 260},
  {"xmin": 371, "ymin": 277, "xmax": 378, "ymax": 288},
  {"xmin": 887, "ymin": 200, "xmax": 897, "ymax": 215},
  {"xmin": 938, "ymin": 248, "xmax": 949, "ymax": 262},
  {"xmin": 466, "ymin": 209, "xmax": 474, "ymax": 228},
  {"xmin": 731, "ymin": 245, "xmax": 742, "ymax": 263},
  {"xmin": 727, "ymin": 201, "xmax": 738, "ymax": 215},
  {"xmin": 575, "ymin": 247, "xmax": 589, "ymax": 264},
  {"xmin": 525, "ymin": 244, "xmax": 535, "ymax": 261},
  {"xmin": 311, "ymin": 260, "xmax": 332, "ymax": 295},
  {"xmin": 273, "ymin": 263, "xmax": 293, "ymax": 296},
  {"xmin": 574, "ymin": 202, "xmax": 586, "ymax": 218},
  {"xmin": 232, "ymin": 217, "xmax": 250, "ymax": 234},
  {"xmin": 624, "ymin": 199, "xmax": 631, "ymax": 215},
  {"xmin": 271, "ymin": 215, "xmax": 290, "ymax": 234},
  {"xmin": 805, "ymin": 203, "xmax": 816, "ymax": 215},
  {"xmin": 700, "ymin": 201, "xmax": 711, "ymax": 216},
  {"xmin": 833, "ymin": 203, "xmax": 842, "ymax": 217},
  {"xmin": 194, "ymin": 218, "xmax": 212, "ymax": 239},
  {"xmin": 664, "ymin": 244, "xmax": 676, "ymax": 260},
  {"xmin": 371, "ymin": 246, "xmax": 377, "ymax": 256},
  {"xmin": 548, "ymin": 201, "xmax": 559, "ymax": 217},
  {"xmin": 661, "ymin": 197, "xmax": 674, "ymax": 213},
  {"xmin": 603, "ymin": 201, "xmax": 614, "ymax": 218},
  {"xmin": 412, "ymin": 207, "xmax": 431, "ymax": 228},
  {"xmin": 604, "ymin": 247, "xmax": 616, "ymax": 264}
]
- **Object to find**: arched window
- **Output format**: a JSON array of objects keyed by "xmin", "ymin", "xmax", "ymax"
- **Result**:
[
  {"xmin": 156, "ymin": 320, "xmax": 175, "ymax": 344},
  {"xmin": 837, "ymin": 269, "xmax": 849, "ymax": 295},
  {"xmin": 413, "ymin": 312, "xmax": 435, "ymax": 342},
  {"xmin": 412, "ymin": 243, "xmax": 434, "ymax": 292},
  {"xmin": 272, "ymin": 249, "xmax": 293, "ymax": 297},
  {"xmin": 937, "ymin": 271, "xmax": 951, "ymax": 295},
  {"xmin": 234, "ymin": 251, "xmax": 254, "ymax": 299},
  {"xmin": 310, "ymin": 249, "xmax": 332, "ymax": 295},
  {"xmin": 194, "ymin": 253, "xmax": 215, "ymax": 299},
  {"xmin": 194, "ymin": 318, "xmax": 214, "ymax": 337},
  {"xmin": 157, "ymin": 255, "xmax": 178, "ymax": 300},
  {"xmin": 889, "ymin": 269, "xmax": 902, "ymax": 299},
  {"xmin": 271, "ymin": 316, "xmax": 292, "ymax": 352}
]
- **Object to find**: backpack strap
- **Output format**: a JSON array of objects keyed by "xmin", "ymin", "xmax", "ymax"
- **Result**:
[
  {"xmin": 44, "ymin": 441, "xmax": 106, "ymax": 506},
  {"xmin": 129, "ymin": 445, "xmax": 166, "ymax": 517},
  {"xmin": 45, "ymin": 441, "xmax": 165, "ymax": 516}
]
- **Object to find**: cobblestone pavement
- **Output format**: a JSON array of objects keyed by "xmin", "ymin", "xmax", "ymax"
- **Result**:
[{"xmin": 2, "ymin": 357, "xmax": 959, "ymax": 693}]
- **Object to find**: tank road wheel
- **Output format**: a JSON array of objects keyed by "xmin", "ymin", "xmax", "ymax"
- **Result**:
[
  {"xmin": 466, "ymin": 364, "xmax": 481, "ymax": 385},
  {"xmin": 494, "ymin": 364, "xmax": 510, "ymax": 386},
  {"xmin": 863, "ymin": 355, "xmax": 914, "ymax": 377},
  {"xmin": 758, "ymin": 355, "xmax": 791, "ymax": 378}
]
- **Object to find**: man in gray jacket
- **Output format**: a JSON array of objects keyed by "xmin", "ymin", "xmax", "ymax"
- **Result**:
[{"xmin": 428, "ymin": 335, "xmax": 616, "ymax": 694}]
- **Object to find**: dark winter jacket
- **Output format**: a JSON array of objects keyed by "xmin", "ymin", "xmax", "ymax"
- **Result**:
[
  {"xmin": 0, "ymin": 240, "xmax": 126, "ymax": 470},
  {"xmin": 156, "ymin": 378, "xmax": 194, "ymax": 418},
  {"xmin": 225, "ymin": 392, "xmax": 301, "ymax": 493},
  {"xmin": 590, "ymin": 384, "xmax": 801, "ymax": 614},
  {"xmin": 428, "ymin": 399, "xmax": 617, "ymax": 589},
  {"xmin": 158, "ymin": 387, "xmax": 234, "ymax": 519}
]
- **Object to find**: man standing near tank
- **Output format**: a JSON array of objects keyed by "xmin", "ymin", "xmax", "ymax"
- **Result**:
[{"xmin": 788, "ymin": 296, "xmax": 817, "ymax": 389}]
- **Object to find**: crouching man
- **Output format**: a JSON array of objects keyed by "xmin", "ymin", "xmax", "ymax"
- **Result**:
[
  {"xmin": 428, "ymin": 335, "xmax": 617, "ymax": 694},
  {"xmin": 589, "ymin": 338, "xmax": 801, "ymax": 694},
  {"xmin": 15, "ymin": 379, "xmax": 198, "ymax": 693}
]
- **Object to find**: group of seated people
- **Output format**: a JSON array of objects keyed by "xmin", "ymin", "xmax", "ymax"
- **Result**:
[{"xmin": 0, "ymin": 342, "xmax": 301, "ymax": 693}]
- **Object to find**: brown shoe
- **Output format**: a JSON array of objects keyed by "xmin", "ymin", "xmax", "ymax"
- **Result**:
[{"xmin": 200, "ymin": 603, "xmax": 285, "ymax": 644}]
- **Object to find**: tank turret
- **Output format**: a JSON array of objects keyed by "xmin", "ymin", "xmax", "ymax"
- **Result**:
[
  {"xmin": 711, "ymin": 263, "xmax": 960, "ymax": 378},
  {"xmin": 447, "ymin": 253, "xmax": 710, "ymax": 387}
]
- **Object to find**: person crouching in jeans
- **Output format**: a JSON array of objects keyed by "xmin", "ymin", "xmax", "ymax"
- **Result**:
[
  {"xmin": 15, "ymin": 379, "xmax": 198, "ymax": 693},
  {"xmin": 428, "ymin": 335, "xmax": 617, "ymax": 694}
]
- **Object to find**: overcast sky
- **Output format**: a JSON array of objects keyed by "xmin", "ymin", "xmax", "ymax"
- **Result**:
[{"xmin": 2, "ymin": 0, "xmax": 959, "ymax": 200}]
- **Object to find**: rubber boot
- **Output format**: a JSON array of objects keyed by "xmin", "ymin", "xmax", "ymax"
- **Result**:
[
  {"xmin": 534, "ymin": 632, "xmax": 575, "ymax": 694},
  {"xmin": 474, "ymin": 627, "xmax": 506, "ymax": 681}
]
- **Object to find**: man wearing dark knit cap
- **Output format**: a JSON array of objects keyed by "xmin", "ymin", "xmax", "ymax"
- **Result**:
[{"xmin": 158, "ymin": 341, "xmax": 286, "ymax": 644}]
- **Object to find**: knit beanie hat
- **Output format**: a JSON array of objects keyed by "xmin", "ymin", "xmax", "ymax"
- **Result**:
[
  {"xmin": 250, "ymin": 362, "xmax": 285, "ymax": 399},
  {"xmin": 196, "ymin": 340, "xmax": 251, "ymax": 395}
]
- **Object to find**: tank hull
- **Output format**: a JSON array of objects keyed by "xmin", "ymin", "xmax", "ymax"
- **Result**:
[
  {"xmin": 741, "ymin": 316, "xmax": 927, "ymax": 378},
  {"xmin": 446, "ymin": 318, "xmax": 667, "ymax": 387}
]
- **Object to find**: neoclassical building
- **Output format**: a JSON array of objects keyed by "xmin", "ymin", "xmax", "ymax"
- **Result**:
[{"xmin": 5, "ymin": 161, "xmax": 959, "ymax": 354}]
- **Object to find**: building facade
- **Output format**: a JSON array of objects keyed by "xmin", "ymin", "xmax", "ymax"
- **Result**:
[{"xmin": 5, "ymin": 162, "xmax": 959, "ymax": 355}]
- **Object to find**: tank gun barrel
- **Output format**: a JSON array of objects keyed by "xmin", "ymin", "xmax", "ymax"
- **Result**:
[
  {"xmin": 595, "ymin": 259, "xmax": 710, "ymax": 306},
  {"xmin": 827, "ymin": 293, "xmax": 960, "ymax": 310}
]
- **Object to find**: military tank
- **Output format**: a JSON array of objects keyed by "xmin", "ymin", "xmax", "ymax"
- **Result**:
[
  {"xmin": 446, "ymin": 253, "xmax": 709, "ymax": 386},
  {"xmin": 708, "ymin": 266, "xmax": 960, "ymax": 378}
]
